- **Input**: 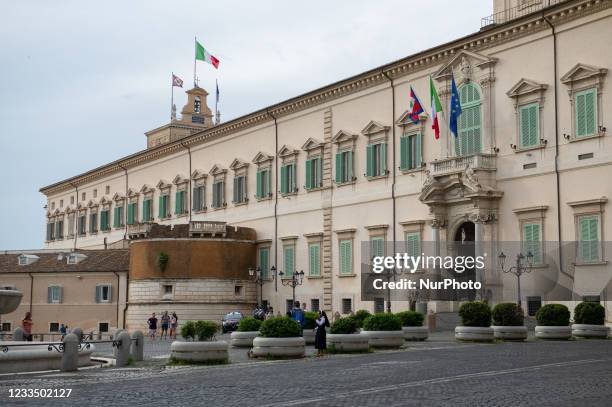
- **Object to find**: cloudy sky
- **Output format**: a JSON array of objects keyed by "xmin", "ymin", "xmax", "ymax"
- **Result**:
[{"xmin": 0, "ymin": 0, "xmax": 490, "ymax": 250}]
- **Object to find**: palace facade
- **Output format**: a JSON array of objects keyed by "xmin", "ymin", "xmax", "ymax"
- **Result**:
[{"xmin": 39, "ymin": 0, "xmax": 612, "ymax": 324}]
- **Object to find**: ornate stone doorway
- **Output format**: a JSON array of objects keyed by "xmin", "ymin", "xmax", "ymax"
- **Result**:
[{"xmin": 451, "ymin": 221, "xmax": 477, "ymax": 301}]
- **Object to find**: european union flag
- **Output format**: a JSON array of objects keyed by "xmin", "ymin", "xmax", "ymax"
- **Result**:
[{"xmin": 449, "ymin": 73, "xmax": 462, "ymax": 137}]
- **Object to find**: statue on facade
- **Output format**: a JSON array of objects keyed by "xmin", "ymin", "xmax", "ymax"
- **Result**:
[
  {"xmin": 460, "ymin": 56, "xmax": 472, "ymax": 83},
  {"xmin": 463, "ymin": 164, "xmax": 482, "ymax": 191}
]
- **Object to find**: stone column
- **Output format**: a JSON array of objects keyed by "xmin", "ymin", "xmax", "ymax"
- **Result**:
[
  {"xmin": 130, "ymin": 330, "xmax": 144, "ymax": 362},
  {"xmin": 474, "ymin": 220, "xmax": 484, "ymax": 290},
  {"xmin": 322, "ymin": 108, "xmax": 333, "ymax": 312},
  {"xmin": 114, "ymin": 331, "xmax": 131, "ymax": 367},
  {"xmin": 61, "ymin": 333, "xmax": 79, "ymax": 372}
]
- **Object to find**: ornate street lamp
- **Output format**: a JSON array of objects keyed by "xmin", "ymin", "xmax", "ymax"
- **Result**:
[
  {"xmin": 498, "ymin": 251, "xmax": 534, "ymax": 306},
  {"xmin": 277, "ymin": 269, "xmax": 305, "ymax": 310},
  {"xmin": 248, "ymin": 266, "xmax": 266, "ymax": 307},
  {"xmin": 381, "ymin": 266, "xmax": 404, "ymax": 313}
]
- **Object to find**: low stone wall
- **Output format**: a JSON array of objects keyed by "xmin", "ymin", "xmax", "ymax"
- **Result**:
[{"xmin": 0, "ymin": 342, "xmax": 94, "ymax": 374}]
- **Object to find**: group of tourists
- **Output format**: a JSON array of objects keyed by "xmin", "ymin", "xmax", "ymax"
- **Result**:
[
  {"xmin": 146, "ymin": 311, "xmax": 178, "ymax": 341},
  {"xmin": 288, "ymin": 301, "xmax": 329, "ymax": 357}
]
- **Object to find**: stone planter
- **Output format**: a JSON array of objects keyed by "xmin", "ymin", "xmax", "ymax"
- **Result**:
[
  {"xmin": 571, "ymin": 324, "xmax": 609, "ymax": 339},
  {"xmin": 170, "ymin": 341, "xmax": 228, "ymax": 363},
  {"xmin": 535, "ymin": 326, "xmax": 572, "ymax": 340},
  {"xmin": 455, "ymin": 326, "xmax": 494, "ymax": 342},
  {"xmin": 302, "ymin": 329, "xmax": 316, "ymax": 345},
  {"xmin": 361, "ymin": 331, "xmax": 404, "ymax": 348},
  {"xmin": 327, "ymin": 334, "xmax": 369, "ymax": 352},
  {"xmin": 251, "ymin": 337, "xmax": 305, "ymax": 358},
  {"xmin": 230, "ymin": 331, "xmax": 259, "ymax": 348},
  {"xmin": 402, "ymin": 326, "xmax": 428, "ymax": 341},
  {"xmin": 492, "ymin": 325, "xmax": 528, "ymax": 341}
]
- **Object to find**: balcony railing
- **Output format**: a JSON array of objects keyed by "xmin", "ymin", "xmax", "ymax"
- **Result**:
[
  {"xmin": 481, "ymin": 0, "xmax": 568, "ymax": 29},
  {"xmin": 189, "ymin": 221, "xmax": 227, "ymax": 237},
  {"xmin": 127, "ymin": 222, "xmax": 152, "ymax": 237},
  {"xmin": 431, "ymin": 153, "xmax": 496, "ymax": 176}
]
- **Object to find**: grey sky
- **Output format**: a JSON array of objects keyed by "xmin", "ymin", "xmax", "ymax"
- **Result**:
[{"xmin": 0, "ymin": 0, "xmax": 490, "ymax": 250}]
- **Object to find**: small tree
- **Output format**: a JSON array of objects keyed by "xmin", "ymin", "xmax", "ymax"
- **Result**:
[
  {"xmin": 491, "ymin": 303, "xmax": 524, "ymax": 326},
  {"xmin": 458, "ymin": 302, "xmax": 492, "ymax": 327},
  {"xmin": 573, "ymin": 302, "xmax": 605, "ymax": 325},
  {"xmin": 157, "ymin": 252, "xmax": 169, "ymax": 272},
  {"xmin": 180, "ymin": 321, "xmax": 196, "ymax": 341}
]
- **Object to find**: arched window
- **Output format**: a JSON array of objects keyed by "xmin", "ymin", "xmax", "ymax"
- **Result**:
[
  {"xmin": 455, "ymin": 83, "xmax": 482, "ymax": 156},
  {"xmin": 194, "ymin": 96, "xmax": 201, "ymax": 114}
]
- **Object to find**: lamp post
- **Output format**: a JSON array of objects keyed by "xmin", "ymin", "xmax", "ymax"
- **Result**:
[
  {"xmin": 248, "ymin": 266, "xmax": 266, "ymax": 307},
  {"xmin": 277, "ymin": 268, "xmax": 305, "ymax": 311},
  {"xmin": 498, "ymin": 251, "xmax": 534, "ymax": 306},
  {"xmin": 381, "ymin": 266, "xmax": 404, "ymax": 313}
]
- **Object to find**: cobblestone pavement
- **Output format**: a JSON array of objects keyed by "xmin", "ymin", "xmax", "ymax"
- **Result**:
[{"xmin": 0, "ymin": 336, "xmax": 611, "ymax": 406}]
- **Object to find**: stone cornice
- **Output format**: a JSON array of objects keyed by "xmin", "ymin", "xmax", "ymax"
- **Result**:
[{"xmin": 40, "ymin": 0, "xmax": 609, "ymax": 197}]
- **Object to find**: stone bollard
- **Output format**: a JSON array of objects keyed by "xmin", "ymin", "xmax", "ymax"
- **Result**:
[
  {"xmin": 130, "ymin": 331, "xmax": 144, "ymax": 362},
  {"xmin": 114, "ymin": 331, "xmax": 131, "ymax": 367},
  {"xmin": 113, "ymin": 329, "xmax": 125, "ymax": 340},
  {"xmin": 13, "ymin": 327, "xmax": 24, "ymax": 341},
  {"xmin": 61, "ymin": 333, "xmax": 79, "ymax": 372},
  {"xmin": 72, "ymin": 327, "xmax": 83, "ymax": 342}
]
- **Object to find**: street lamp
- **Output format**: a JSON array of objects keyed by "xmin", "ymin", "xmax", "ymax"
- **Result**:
[
  {"xmin": 248, "ymin": 266, "xmax": 266, "ymax": 307},
  {"xmin": 498, "ymin": 251, "xmax": 533, "ymax": 306},
  {"xmin": 380, "ymin": 266, "xmax": 404, "ymax": 313},
  {"xmin": 277, "ymin": 269, "xmax": 305, "ymax": 310}
]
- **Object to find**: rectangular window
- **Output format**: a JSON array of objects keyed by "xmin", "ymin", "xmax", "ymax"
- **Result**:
[
  {"xmin": 67, "ymin": 213, "xmax": 75, "ymax": 237},
  {"xmin": 95, "ymin": 284, "xmax": 112, "ymax": 303},
  {"xmin": 48, "ymin": 285, "xmax": 62, "ymax": 304},
  {"xmin": 522, "ymin": 222, "xmax": 542, "ymax": 264},
  {"xmin": 234, "ymin": 285, "xmax": 243, "ymax": 296},
  {"xmin": 258, "ymin": 247, "xmax": 270, "ymax": 279},
  {"xmin": 49, "ymin": 322, "xmax": 59, "ymax": 332},
  {"xmin": 55, "ymin": 220, "xmax": 63, "ymax": 239},
  {"xmin": 142, "ymin": 199, "xmax": 153, "ymax": 222},
  {"xmin": 519, "ymin": 103, "xmax": 539, "ymax": 148},
  {"xmin": 158, "ymin": 194, "xmax": 169, "ymax": 218},
  {"xmin": 400, "ymin": 133, "xmax": 422, "ymax": 170},
  {"xmin": 335, "ymin": 150, "xmax": 354, "ymax": 184},
  {"xmin": 366, "ymin": 142, "xmax": 387, "ymax": 177},
  {"xmin": 1, "ymin": 322, "xmax": 11, "ymax": 332},
  {"xmin": 127, "ymin": 202, "xmax": 137, "ymax": 225},
  {"xmin": 527, "ymin": 296, "xmax": 542, "ymax": 317},
  {"xmin": 89, "ymin": 213, "xmax": 98, "ymax": 234},
  {"xmin": 308, "ymin": 242, "xmax": 321, "ymax": 277},
  {"xmin": 100, "ymin": 209, "xmax": 110, "ymax": 231},
  {"xmin": 212, "ymin": 181, "xmax": 224, "ymax": 208},
  {"xmin": 311, "ymin": 299, "xmax": 320, "ymax": 312},
  {"xmin": 99, "ymin": 322, "xmax": 109, "ymax": 333},
  {"xmin": 405, "ymin": 232, "xmax": 421, "ymax": 258},
  {"xmin": 283, "ymin": 245, "xmax": 295, "ymax": 278},
  {"xmin": 113, "ymin": 206, "xmax": 124, "ymax": 228},
  {"xmin": 456, "ymin": 105, "xmax": 482, "ymax": 156},
  {"xmin": 280, "ymin": 163, "xmax": 297, "ymax": 194},
  {"xmin": 78, "ymin": 215, "xmax": 86, "ymax": 236},
  {"xmin": 575, "ymin": 88, "xmax": 597, "ymax": 138},
  {"xmin": 46, "ymin": 222, "xmax": 55, "ymax": 241},
  {"xmin": 374, "ymin": 297, "xmax": 385, "ymax": 314},
  {"xmin": 370, "ymin": 236, "xmax": 385, "ymax": 260},
  {"xmin": 339, "ymin": 239, "xmax": 353, "ymax": 275},
  {"xmin": 163, "ymin": 285, "xmax": 173, "ymax": 295},
  {"xmin": 233, "ymin": 175, "xmax": 247, "ymax": 204},
  {"xmin": 305, "ymin": 157, "xmax": 323, "ymax": 190},
  {"xmin": 579, "ymin": 215, "xmax": 601, "ymax": 262},
  {"xmin": 342, "ymin": 298, "xmax": 352, "ymax": 315},
  {"xmin": 192, "ymin": 185, "xmax": 206, "ymax": 211},
  {"xmin": 256, "ymin": 169, "xmax": 271, "ymax": 199},
  {"xmin": 582, "ymin": 295, "xmax": 600, "ymax": 303},
  {"xmin": 175, "ymin": 190, "xmax": 187, "ymax": 215}
]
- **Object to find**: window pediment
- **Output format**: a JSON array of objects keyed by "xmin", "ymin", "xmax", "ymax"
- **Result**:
[
  {"xmin": 252, "ymin": 152, "xmax": 274, "ymax": 165},
  {"xmin": 156, "ymin": 180, "xmax": 171, "ymax": 190},
  {"xmin": 112, "ymin": 192, "xmax": 125, "ymax": 202},
  {"xmin": 561, "ymin": 63, "xmax": 607, "ymax": 86},
  {"xmin": 506, "ymin": 79, "xmax": 548, "ymax": 99},
  {"xmin": 139, "ymin": 184, "xmax": 154, "ymax": 194},
  {"xmin": 278, "ymin": 145, "xmax": 299, "ymax": 159},
  {"xmin": 361, "ymin": 120, "xmax": 389, "ymax": 137},
  {"xmin": 301, "ymin": 137, "xmax": 325, "ymax": 151},
  {"xmin": 191, "ymin": 169, "xmax": 208, "ymax": 180},
  {"xmin": 209, "ymin": 164, "xmax": 227, "ymax": 176},
  {"xmin": 433, "ymin": 50, "xmax": 497, "ymax": 82},
  {"xmin": 87, "ymin": 199, "xmax": 98, "ymax": 208},
  {"xmin": 229, "ymin": 158, "xmax": 249, "ymax": 171},
  {"xmin": 173, "ymin": 174, "xmax": 188, "ymax": 185},
  {"xmin": 331, "ymin": 130, "xmax": 358, "ymax": 144},
  {"xmin": 99, "ymin": 196, "xmax": 111, "ymax": 205},
  {"xmin": 396, "ymin": 110, "xmax": 429, "ymax": 128}
]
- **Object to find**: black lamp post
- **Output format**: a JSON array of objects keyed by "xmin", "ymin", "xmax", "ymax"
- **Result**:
[
  {"xmin": 277, "ymin": 268, "xmax": 305, "ymax": 310},
  {"xmin": 381, "ymin": 266, "xmax": 403, "ymax": 313},
  {"xmin": 248, "ymin": 266, "xmax": 266, "ymax": 307},
  {"xmin": 498, "ymin": 251, "xmax": 534, "ymax": 306}
]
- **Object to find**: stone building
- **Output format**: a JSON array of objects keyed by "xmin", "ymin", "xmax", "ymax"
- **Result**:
[{"xmin": 39, "ymin": 0, "xmax": 612, "ymax": 322}]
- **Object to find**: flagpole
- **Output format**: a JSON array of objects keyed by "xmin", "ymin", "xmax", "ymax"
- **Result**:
[
  {"xmin": 170, "ymin": 72, "xmax": 174, "ymax": 142},
  {"xmin": 194, "ymin": 36, "xmax": 197, "ymax": 87},
  {"xmin": 215, "ymin": 79, "xmax": 218, "ymax": 124}
]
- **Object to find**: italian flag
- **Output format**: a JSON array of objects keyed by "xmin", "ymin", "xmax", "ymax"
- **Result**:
[
  {"xmin": 430, "ymin": 76, "xmax": 443, "ymax": 139},
  {"xmin": 196, "ymin": 40, "xmax": 220, "ymax": 69}
]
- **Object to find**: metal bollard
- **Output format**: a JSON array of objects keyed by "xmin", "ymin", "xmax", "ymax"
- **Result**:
[
  {"xmin": 130, "ymin": 330, "xmax": 144, "ymax": 362},
  {"xmin": 61, "ymin": 333, "xmax": 79, "ymax": 372},
  {"xmin": 114, "ymin": 331, "xmax": 131, "ymax": 367},
  {"xmin": 72, "ymin": 327, "xmax": 83, "ymax": 342},
  {"xmin": 13, "ymin": 327, "xmax": 24, "ymax": 341}
]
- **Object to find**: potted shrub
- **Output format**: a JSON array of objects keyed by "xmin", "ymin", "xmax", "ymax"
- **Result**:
[
  {"xmin": 252, "ymin": 317, "xmax": 305, "ymax": 358},
  {"xmin": 352, "ymin": 310, "xmax": 371, "ymax": 332},
  {"xmin": 535, "ymin": 304, "xmax": 571, "ymax": 340},
  {"xmin": 360, "ymin": 313, "xmax": 404, "ymax": 348},
  {"xmin": 230, "ymin": 317, "xmax": 262, "ymax": 348},
  {"xmin": 396, "ymin": 311, "xmax": 428, "ymax": 341},
  {"xmin": 302, "ymin": 311, "xmax": 318, "ymax": 345},
  {"xmin": 491, "ymin": 303, "xmax": 527, "ymax": 341},
  {"xmin": 455, "ymin": 301, "xmax": 494, "ymax": 342},
  {"xmin": 170, "ymin": 320, "xmax": 228, "ymax": 363},
  {"xmin": 327, "ymin": 317, "xmax": 369, "ymax": 352},
  {"xmin": 571, "ymin": 302, "xmax": 609, "ymax": 338}
]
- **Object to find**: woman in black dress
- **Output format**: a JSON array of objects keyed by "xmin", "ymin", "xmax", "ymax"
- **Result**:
[{"xmin": 314, "ymin": 310, "xmax": 329, "ymax": 356}]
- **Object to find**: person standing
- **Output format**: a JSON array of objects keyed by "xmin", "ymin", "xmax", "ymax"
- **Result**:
[
  {"xmin": 22, "ymin": 312, "xmax": 33, "ymax": 342},
  {"xmin": 59, "ymin": 323, "xmax": 67, "ymax": 340},
  {"xmin": 160, "ymin": 311, "xmax": 170, "ymax": 340},
  {"xmin": 147, "ymin": 312, "xmax": 158, "ymax": 341},
  {"xmin": 291, "ymin": 301, "xmax": 305, "ymax": 330},
  {"xmin": 314, "ymin": 310, "xmax": 329, "ymax": 356},
  {"xmin": 169, "ymin": 312, "xmax": 178, "ymax": 339}
]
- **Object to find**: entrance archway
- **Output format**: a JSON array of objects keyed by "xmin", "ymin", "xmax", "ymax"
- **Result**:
[{"xmin": 452, "ymin": 221, "xmax": 476, "ymax": 301}]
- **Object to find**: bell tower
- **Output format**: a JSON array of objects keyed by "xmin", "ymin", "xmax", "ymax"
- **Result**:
[{"xmin": 180, "ymin": 86, "xmax": 214, "ymax": 127}]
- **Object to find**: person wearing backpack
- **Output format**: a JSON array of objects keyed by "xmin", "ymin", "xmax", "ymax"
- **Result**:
[{"xmin": 314, "ymin": 310, "xmax": 329, "ymax": 356}]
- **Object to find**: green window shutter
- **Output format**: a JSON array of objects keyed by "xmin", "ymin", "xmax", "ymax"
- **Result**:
[
  {"xmin": 233, "ymin": 177, "xmax": 239, "ymax": 203},
  {"xmin": 113, "ymin": 207, "xmax": 119, "ymax": 227},
  {"xmin": 95, "ymin": 285, "xmax": 101, "ymax": 303},
  {"xmin": 585, "ymin": 89, "xmax": 596, "ymax": 136},
  {"xmin": 256, "ymin": 170, "xmax": 263, "ymax": 198},
  {"xmin": 575, "ymin": 88, "xmax": 596, "ymax": 138},
  {"xmin": 405, "ymin": 232, "xmax": 420, "ymax": 257},
  {"xmin": 290, "ymin": 163, "xmax": 297, "ymax": 192},
  {"xmin": 280, "ymin": 165, "xmax": 288, "ymax": 194},
  {"xmin": 340, "ymin": 240, "xmax": 353, "ymax": 275},
  {"xmin": 158, "ymin": 196, "xmax": 164, "ymax": 218},
  {"xmin": 127, "ymin": 203, "xmax": 134, "ymax": 224},
  {"xmin": 347, "ymin": 150, "xmax": 353, "ymax": 180},
  {"xmin": 415, "ymin": 133, "xmax": 422, "ymax": 168},
  {"xmin": 371, "ymin": 237, "xmax": 384, "ymax": 258},
  {"xmin": 259, "ymin": 248, "xmax": 269, "ymax": 279},
  {"xmin": 335, "ymin": 153, "xmax": 343, "ymax": 183},
  {"xmin": 317, "ymin": 157, "xmax": 323, "ymax": 187},
  {"xmin": 192, "ymin": 187, "xmax": 199, "ymax": 210},
  {"xmin": 580, "ymin": 217, "xmax": 599, "ymax": 261},
  {"xmin": 520, "ymin": 104, "xmax": 539, "ymax": 147},
  {"xmin": 265, "ymin": 170, "xmax": 271, "ymax": 196},
  {"xmin": 380, "ymin": 143, "xmax": 387, "ymax": 174},
  {"xmin": 144, "ymin": 199, "xmax": 151, "ymax": 221},
  {"xmin": 309, "ymin": 243, "xmax": 320, "ymax": 276},
  {"xmin": 100, "ymin": 211, "xmax": 107, "ymax": 231},
  {"xmin": 366, "ymin": 144, "xmax": 374, "ymax": 177},
  {"xmin": 284, "ymin": 246, "xmax": 295, "ymax": 277},
  {"xmin": 305, "ymin": 159, "xmax": 313, "ymax": 189},
  {"xmin": 523, "ymin": 223, "xmax": 541, "ymax": 263},
  {"xmin": 400, "ymin": 136, "xmax": 409, "ymax": 170},
  {"xmin": 174, "ymin": 192, "xmax": 180, "ymax": 214}
]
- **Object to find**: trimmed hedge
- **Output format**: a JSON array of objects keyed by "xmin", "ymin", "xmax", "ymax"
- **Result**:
[
  {"xmin": 362, "ymin": 313, "xmax": 402, "ymax": 331},
  {"xmin": 330, "ymin": 317, "xmax": 359, "ymax": 334},
  {"xmin": 259, "ymin": 317, "xmax": 302, "ymax": 338},
  {"xmin": 181, "ymin": 320, "xmax": 218, "ymax": 341},
  {"xmin": 536, "ymin": 304, "xmax": 570, "ymax": 326},
  {"xmin": 352, "ymin": 310, "xmax": 372, "ymax": 328},
  {"xmin": 574, "ymin": 302, "xmax": 605, "ymax": 325},
  {"xmin": 395, "ymin": 311, "xmax": 425, "ymax": 327},
  {"xmin": 492, "ymin": 303, "xmax": 524, "ymax": 326},
  {"xmin": 237, "ymin": 317, "xmax": 262, "ymax": 332},
  {"xmin": 180, "ymin": 321, "xmax": 196, "ymax": 340},
  {"xmin": 304, "ymin": 312, "xmax": 318, "ymax": 330},
  {"xmin": 458, "ymin": 302, "xmax": 492, "ymax": 327}
]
